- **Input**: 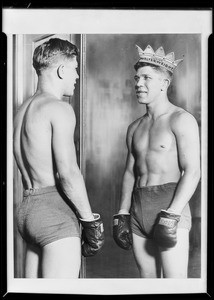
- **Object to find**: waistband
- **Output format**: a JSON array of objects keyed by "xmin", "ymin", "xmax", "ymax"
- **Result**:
[
  {"xmin": 23, "ymin": 186, "xmax": 57, "ymax": 196},
  {"xmin": 134, "ymin": 182, "xmax": 178, "ymax": 192}
]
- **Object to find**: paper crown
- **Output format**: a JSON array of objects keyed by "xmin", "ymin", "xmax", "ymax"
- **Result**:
[{"xmin": 135, "ymin": 45, "xmax": 184, "ymax": 73}]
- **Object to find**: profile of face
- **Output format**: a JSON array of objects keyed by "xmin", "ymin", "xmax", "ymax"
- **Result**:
[
  {"xmin": 134, "ymin": 66, "xmax": 168, "ymax": 104},
  {"xmin": 61, "ymin": 57, "xmax": 79, "ymax": 97}
]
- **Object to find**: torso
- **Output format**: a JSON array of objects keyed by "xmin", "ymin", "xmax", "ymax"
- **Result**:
[
  {"xmin": 131, "ymin": 105, "xmax": 183, "ymax": 187},
  {"xmin": 13, "ymin": 93, "xmax": 59, "ymax": 189}
]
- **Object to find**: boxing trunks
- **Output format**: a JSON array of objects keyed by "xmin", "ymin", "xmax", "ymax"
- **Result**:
[
  {"xmin": 130, "ymin": 182, "xmax": 192, "ymax": 238},
  {"xmin": 17, "ymin": 186, "xmax": 81, "ymax": 247}
]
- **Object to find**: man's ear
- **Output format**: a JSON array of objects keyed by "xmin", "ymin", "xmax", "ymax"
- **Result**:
[
  {"xmin": 57, "ymin": 64, "xmax": 64, "ymax": 79},
  {"xmin": 161, "ymin": 78, "xmax": 170, "ymax": 91}
]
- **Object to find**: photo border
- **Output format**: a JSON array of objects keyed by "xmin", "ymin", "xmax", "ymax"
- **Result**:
[{"xmin": 1, "ymin": 7, "xmax": 213, "ymax": 297}]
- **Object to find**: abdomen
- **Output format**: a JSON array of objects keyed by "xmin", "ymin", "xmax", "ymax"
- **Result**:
[{"xmin": 135, "ymin": 149, "xmax": 181, "ymax": 186}]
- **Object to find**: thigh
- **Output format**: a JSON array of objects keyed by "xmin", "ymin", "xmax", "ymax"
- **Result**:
[
  {"xmin": 41, "ymin": 237, "xmax": 81, "ymax": 278},
  {"xmin": 159, "ymin": 228, "xmax": 189, "ymax": 278},
  {"xmin": 25, "ymin": 243, "xmax": 41, "ymax": 278},
  {"xmin": 132, "ymin": 233, "xmax": 161, "ymax": 278}
]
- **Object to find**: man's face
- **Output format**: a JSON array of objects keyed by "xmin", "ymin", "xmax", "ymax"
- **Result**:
[
  {"xmin": 134, "ymin": 66, "xmax": 165, "ymax": 104},
  {"xmin": 63, "ymin": 57, "xmax": 79, "ymax": 97}
]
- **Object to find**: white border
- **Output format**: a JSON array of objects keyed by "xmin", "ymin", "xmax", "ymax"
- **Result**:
[
  {"xmin": 7, "ymin": 34, "xmax": 14, "ymax": 284},
  {"xmin": 4, "ymin": 8, "xmax": 212, "ymax": 295},
  {"xmin": 2, "ymin": 9, "xmax": 212, "ymax": 34}
]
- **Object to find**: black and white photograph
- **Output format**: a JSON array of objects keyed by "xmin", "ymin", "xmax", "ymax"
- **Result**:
[{"xmin": 2, "ymin": 8, "xmax": 212, "ymax": 295}]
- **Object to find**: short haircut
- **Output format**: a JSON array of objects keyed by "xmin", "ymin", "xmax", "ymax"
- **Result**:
[
  {"xmin": 33, "ymin": 38, "xmax": 78, "ymax": 75},
  {"xmin": 134, "ymin": 61, "xmax": 173, "ymax": 81}
]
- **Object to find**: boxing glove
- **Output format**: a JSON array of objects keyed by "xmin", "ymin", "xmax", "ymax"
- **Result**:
[
  {"xmin": 153, "ymin": 210, "xmax": 181, "ymax": 248},
  {"xmin": 113, "ymin": 214, "xmax": 132, "ymax": 250},
  {"xmin": 80, "ymin": 213, "xmax": 104, "ymax": 257}
]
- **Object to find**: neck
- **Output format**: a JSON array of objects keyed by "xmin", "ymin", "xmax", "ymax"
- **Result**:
[
  {"xmin": 146, "ymin": 94, "xmax": 171, "ymax": 119},
  {"xmin": 36, "ymin": 75, "xmax": 63, "ymax": 100}
]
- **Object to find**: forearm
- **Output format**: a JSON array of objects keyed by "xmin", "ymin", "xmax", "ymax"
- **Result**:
[
  {"xmin": 119, "ymin": 171, "xmax": 135, "ymax": 213},
  {"xmin": 58, "ymin": 170, "xmax": 93, "ymax": 220},
  {"xmin": 168, "ymin": 168, "xmax": 201, "ymax": 214}
]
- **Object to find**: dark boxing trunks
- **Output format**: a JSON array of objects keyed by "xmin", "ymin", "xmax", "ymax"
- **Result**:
[
  {"xmin": 17, "ymin": 186, "xmax": 81, "ymax": 247},
  {"xmin": 130, "ymin": 182, "xmax": 192, "ymax": 238}
]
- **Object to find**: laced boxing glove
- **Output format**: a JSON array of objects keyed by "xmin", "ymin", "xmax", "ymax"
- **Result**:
[
  {"xmin": 80, "ymin": 213, "xmax": 104, "ymax": 257},
  {"xmin": 113, "ymin": 213, "xmax": 132, "ymax": 250},
  {"xmin": 153, "ymin": 209, "xmax": 181, "ymax": 248}
]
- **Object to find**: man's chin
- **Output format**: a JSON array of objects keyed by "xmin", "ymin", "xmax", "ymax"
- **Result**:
[
  {"xmin": 136, "ymin": 95, "xmax": 148, "ymax": 104},
  {"xmin": 63, "ymin": 91, "xmax": 74, "ymax": 97},
  {"xmin": 63, "ymin": 94, "xmax": 72, "ymax": 98}
]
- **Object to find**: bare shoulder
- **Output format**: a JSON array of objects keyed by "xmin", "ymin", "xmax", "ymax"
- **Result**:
[
  {"xmin": 170, "ymin": 107, "xmax": 199, "ymax": 133},
  {"xmin": 127, "ymin": 115, "xmax": 145, "ymax": 136},
  {"xmin": 126, "ymin": 115, "xmax": 145, "ymax": 149},
  {"xmin": 47, "ymin": 98, "xmax": 74, "ymax": 115},
  {"xmin": 48, "ymin": 99, "xmax": 76, "ymax": 124}
]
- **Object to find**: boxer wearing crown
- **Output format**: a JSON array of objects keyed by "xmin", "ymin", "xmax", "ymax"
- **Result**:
[{"xmin": 113, "ymin": 45, "xmax": 200, "ymax": 278}]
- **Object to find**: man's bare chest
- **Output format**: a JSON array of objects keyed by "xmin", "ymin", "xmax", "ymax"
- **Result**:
[{"xmin": 132, "ymin": 120, "xmax": 176, "ymax": 154}]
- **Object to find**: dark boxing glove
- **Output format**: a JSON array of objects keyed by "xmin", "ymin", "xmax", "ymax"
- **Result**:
[
  {"xmin": 153, "ymin": 209, "xmax": 181, "ymax": 248},
  {"xmin": 113, "ymin": 213, "xmax": 132, "ymax": 250},
  {"xmin": 80, "ymin": 213, "xmax": 104, "ymax": 257}
]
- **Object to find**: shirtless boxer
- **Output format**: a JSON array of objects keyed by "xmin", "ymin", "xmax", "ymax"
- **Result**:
[
  {"xmin": 13, "ymin": 38, "xmax": 104, "ymax": 278},
  {"xmin": 113, "ymin": 45, "xmax": 200, "ymax": 278}
]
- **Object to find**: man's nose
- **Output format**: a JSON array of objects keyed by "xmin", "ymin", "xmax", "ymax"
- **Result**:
[{"xmin": 136, "ymin": 78, "xmax": 145, "ymax": 87}]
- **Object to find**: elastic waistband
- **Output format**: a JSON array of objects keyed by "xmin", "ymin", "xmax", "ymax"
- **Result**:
[
  {"xmin": 23, "ymin": 186, "xmax": 57, "ymax": 196},
  {"xmin": 134, "ymin": 182, "xmax": 178, "ymax": 192}
]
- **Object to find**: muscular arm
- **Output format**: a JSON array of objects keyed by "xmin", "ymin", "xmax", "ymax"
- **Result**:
[
  {"xmin": 169, "ymin": 112, "xmax": 201, "ymax": 214},
  {"xmin": 118, "ymin": 124, "xmax": 137, "ymax": 213},
  {"xmin": 51, "ymin": 102, "xmax": 93, "ymax": 220}
]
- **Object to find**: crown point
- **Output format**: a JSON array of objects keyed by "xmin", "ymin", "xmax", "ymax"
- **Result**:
[
  {"xmin": 165, "ymin": 52, "xmax": 175, "ymax": 61},
  {"xmin": 174, "ymin": 58, "xmax": 184, "ymax": 66},
  {"xmin": 144, "ymin": 45, "xmax": 155, "ymax": 55},
  {"xmin": 135, "ymin": 45, "xmax": 144, "ymax": 58},
  {"xmin": 155, "ymin": 46, "xmax": 165, "ymax": 57}
]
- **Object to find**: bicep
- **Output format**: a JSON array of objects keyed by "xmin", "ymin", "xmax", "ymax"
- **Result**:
[
  {"xmin": 124, "ymin": 126, "xmax": 135, "ymax": 174},
  {"xmin": 173, "ymin": 113, "xmax": 200, "ymax": 171},
  {"xmin": 51, "ymin": 105, "xmax": 79, "ymax": 175}
]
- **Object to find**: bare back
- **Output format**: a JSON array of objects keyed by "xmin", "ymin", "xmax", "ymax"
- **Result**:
[
  {"xmin": 130, "ymin": 105, "xmax": 185, "ymax": 186},
  {"xmin": 14, "ymin": 93, "xmax": 64, "ymax": 189}
]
